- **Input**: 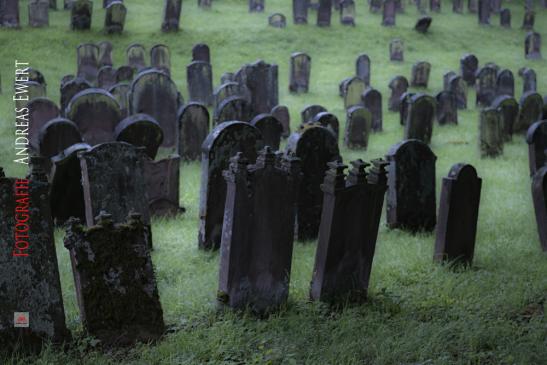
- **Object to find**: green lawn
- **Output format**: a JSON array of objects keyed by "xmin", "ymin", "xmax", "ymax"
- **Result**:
[{"xmin": 1, "ymin": 0, "xmax": 546, "ymax": 364}]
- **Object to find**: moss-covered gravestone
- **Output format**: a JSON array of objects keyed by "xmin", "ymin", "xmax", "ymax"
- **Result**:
[
  {"xmin": 382, "ymin": 0, "xmax": 396, "ymax": 26},
  {"xmin": 104, "ymin": 0, "xmax": 126, "ymax": 34},
  {"xmin": 344, "ymin": 106, "xmax": 371, "ymax": 149},
  {"xmin": 114, "ymin": 114, "xmax": 163, "ymax": 159},
  {"xmin": 410, "ymin": 61, "xmax": 431, "ymax": 88},
  {"xmin": 60, "ymin": 77, "xmax": 91, "ymax": 115},
  {"xmin": 213, "ymin": 96, "xmax": 251, "ymax": 125},
  {"xmin": 390, "ymin": 38, "xmax": 404, "ymax": 61},
  {"xmin": 271, "ymin": 105, "xmax": 291, "ymax": 139},
  {"xmin": 526, "ymin": 121, "xmax": 547, "ymax": 176},
  {"xmin": 191, "ymin": 43, "xmax": 210, "ymax": 63},
  {"xmin": 404, "ymin": 93, "xmax": 435, "ymax": 144},
  {"xmin": 38, "ymin": 118, "xmax": 83, "ymax": 161},
  {"xmin": 144, "ymin": 155, "xmax": 182, "ymax": 217},
  {"xmin": 236, "ymin": 60, "xmax": 279, "ymax": 116},
  {"xmin": 313, "ymin": 112, "xmax": 340, "ymax": 139},
  {"xmin": 496, "ymin": 69, "xmax": 514, "ymax": 98},
  {"xmin": 0, "ymin": 0, "xmax": 20, "ymax": 28},
  {"xmin": 289, "ymin": 52, "xmax": 311, "ymax": 94},
  {"xmin": 340, "ymin": 0, "xmax": 355, "ymax": 25},
  {"xmin": 178, "ymin": 102, "xmax": 210, "ymax": 161},
  {"xmin": 447, "ymin": 74, "xmax": 467, "ymax": 109},
  {"xmin": 301, "ymin": 104, "xmax": 327, "ymax": 123},
  {"xmin": 515, "ymin": 91, "xmax": 543, "ymax": 133},
  {"xmin": 250, "ymin": 114, "xmax": 283, "ymax": 151},
  {"xmin": 479, "ymin": 108, "xmax": 503, "ymax": 158},
  {"xmin": 317, "ymin": 0, "xmax": 332, "ymax": 26},
  {"xmin": 519, "ymin": 67, "xmax": 537, "ymax": 94},
  {"xmin": 126, "ymin": 43, "xmax": 146, "ymax": 71},
  {"xmin": 150, "ymin": 44, "xmax": 171, "ymax": 76},
  {"xmin": 161, "ymin": 0, "xmax": 181, "ymax": 32},
  {"xmin": 293, "ymin": 0, "xmax": 308, "ymax": 24},
  {"xmin": 343, "ymin": 76, "xmax": 365, "ymax": 109},
  {"xmin": 362, "ymin": 87, "xmax": 382, "ymax": 132},
  {"xmin": 388, "ymin": 75, "xmax": 408, "ymax": 111},
  {"xmin": 491, "ymin": 95, "xmax": 519, "ymax": 142},
  {"xmin": 28, "ymin": 98, "xmax": 60, "ymax": 151},
  {"xmin": 76, "ymin": 43, "xmax": 99, "ymax": 83},
  {"xmin": 187, "ymin": 61, "xmax": 213, "ymax": 106},
  {"xmin": 436, "ymin": 91, "xmax": 458, "ymax": 125},
  {"xmin": 475, "ymin": 65, "xmax": 497, "ymax": 107},
  {"xmin": 355, "ymin": 54, "xmax": 370, "ymax": 86},
  {"xmin": 478, "ymin": 0, "xmax": 490, "ymax": 24},
  {"xmin": 97, "ymin": 66, "xmax": 116, "ymax": 89},
  {"xmin": 28, "ymin": 0, "xmax": 49, "ymax": 27},
  {"xmin": 525, "ymin": 32, "xmax": 542, "ymax": 60}
]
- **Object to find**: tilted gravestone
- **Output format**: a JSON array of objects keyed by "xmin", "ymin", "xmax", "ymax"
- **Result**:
[
  {"xmin": 0, "ymin": 161, "xmax": 71, "ymax": 354},
  {"xmin": 28, "ymin": 97, "xmax": 60, "ymax": 151},
  {"xmin": 293, "ymin": 0, "xmax": 308, "ymax": 24},
  {"xmin": 70, "ymin": 0, "xmax": 92, "ymax": 30},
  {"xmin": 500, "ymin": 8, "xmax": 510, "ymax": 27},
  {"xmin": 525, "ymin": 32, "xmax": 542, "ymax": 60},
  {"xmin": 271, "ymin": 105, "xmax": 291, "ymax": 139},
  {"xmin": 477, "ymin": 0, "xmax": 490, "ymax": 24},
  {"xmin": 161, "ymin": 0, "xmax": 182, "ymax": 32},
  {"xmin": 15, "ymin": 81, "xmax": 46, "ymax": 110},
  {"xmin": 29, "ymin": 0, "xmax": 50, "ymax": 27},
  {"xmin": 410, "ymin": 61, "xmax": 431, "ymax": 88},
  {"xmin": 356, "ymin": 54, "xmax": 371, "ymax": 86},
  {"xmin": 414, "ymin": 16, "xmax": 432, "ymax": 33},
  {"xmin": 519, "ymin": 67, "xmax": 537, "ymax": 93},
  {"xmin": 250, "ymin": 114, "xmax": 283, "ymax": 150},
  {"xmin": 114, "ymin": 113, "xmax": 163, "ymax": 159},
  {"xmin": 213, "ymin": 96, "xmax": 252, "ymax": 125},
  {"xmin": 150, "ymin": 44, "xmax": 171, "ymax": 76},
  {"xmin": 97, "ymin": 66, "xmax": 117, "ymax": 89},
  {"xmin": 362, "ymin": 87, "xmax": 382, "ymax": 132},
  {"xmin": 340, "ymin": 0, "xmax": 355, "ymax": 25},
  {"xmin": 522, "ymin": 10, "xmax": 535, "ymax": 30},
  {"xmin": 60, "ymin": 77, "xmax": 91, "ymax": 116},
  {"xmin": 38, "ymin": 118, "xmax": 83, "ymax": 160},
  {"xmin": 404, "ymin": 93, "xmax": 435, "ymax": 144},
  {"xmin": 301, "ymin": 104, "xmax": 327, "ymax": 123},
  {"xmin": 532, "ymin": 163, "xmax": 547, "ymax": 252},
  {"xmin": 436, "ymin": 91, "xmax": 458, "ymax": 125},
  {"xmin": 64, "ymin": 212, "xmax": 164, "ymax": 346},
  {"xmin": 66, "ymin": 88, "xmax": 121, "ymax": 145},
  {"xmin": 344, "ymin": 106, "xmax": 372, "ymax": 149},
  {"xmin": 98, "ymin": 41, "xmax": 113, "ymax": 68},
  {"xmin": 386, "ymin": 139, "xmax": 437, "ymax": 232},
  {"xmin": 0, "ymin": 0, "xmax": 20, "ymax": 28},
  {"xmin": 479, "ymin": 108, "xmax": 503, "ymax": 158},
  {"xmin": 178, "ymin": 102, "xmax": 210, "ymax": 161},
  {"xmin": 213, "ymin": 82, "xmax": 240, "ymax": 110},
  {"xmin": 235, "ymin": 60, "xmax": 278, "ymax": 115},
  {"xmin": 310, "ymin": 159, "xmax": 389, "ymax": 303},
  {"xmin": 434, "ymin": 163, "xmax": 482, "ymax": 265},
  {"xmin": 382, "ymin": 0, "xmax": 396, "ymax": 26},
  {"xmin": 343, "ymin": 76, "xmax": 366, "ymax": 110},
  {"xmin": 388, "ymin": 75, "xmax": 408, "ymax": 111},
  {"xmin": 268, "ymin": 13, "xmax": 286, "ymax": 27},
  {"xmin": 218, "ymin": 149, "xmax": 301, "ymax": 314},
  {"xmin": 199, "ymin": 122, "xmax": 263, "ymax": 250},
  {"xmin": 192, "ymin": 43, "xmax": 210, "ymax": 63},
  {"xmin": 475, "ymin": 65, "xmax": 497, "ymax": 107},
  {"xmin": 492, "ymin": 95, "xmax": 519, "ymax": 142},
  {"xmin": 317, "ymin": 0, "xmax": 332, "ymax": 26},
  {"xmin": 289, "ymin": 52, "xmax": 311, "ymax": 93},
  {"xmin": 187, "ymin": 61, "xmax": 213, "ymax": 105},
  {"xmin": 144, "ymin": 154, "xmax": 182, "ymax": 217},
  {"xmin": 390, "ymin": 38, "xmax": 404, "ymax": 61},
  {"xmin": 286, "ymin": 123, "xmax": 341, "ymax": 241},
  {"xmin": 127, "ymin": 43, "xmax": 147, "ymax": 71},
  {"xmin": 104, "ymin": 0, "xmax": 126, "ymax": 34},
  {"xmin": 514, "ymin": 91, "xmax": 543, "ymax": 134},
  {"xmin": 527, "ymin": 121, "xmax": 547, "ymax": 176},
  {"xmin": 109, "ymin": 83, "xmax": 130, "ymax": 117},
  {"xmin": 76, "ymin": 43, "xmax": 99, "ymax": 84},
  {"xmin": 313, "ymin": 112, "xmax": 340, "ymax": 139},
  {"xmin": 496, "ymin": 69, "xmax": 514, "ymax": 97},
  {"xmin": 460, "ymin": 53, "xmax": 478, "ymax": 86},
  {"xmin": 249, "ymin": 0, "xmax": 264, "ymax": 12}
]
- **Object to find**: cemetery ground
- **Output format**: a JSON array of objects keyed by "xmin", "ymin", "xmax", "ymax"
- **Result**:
[{"xmin": 0, "ymin": 0, "xmax": 546, "ymax": 363}]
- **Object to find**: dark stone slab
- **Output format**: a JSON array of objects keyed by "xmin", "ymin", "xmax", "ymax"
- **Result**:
[
  {"xmin": 312, "ymin": 111, "xmax": 340, "ymax": 139},
  {"xmin": 76, "ymin": 43, "xmax": 99, "ymax": 84},
  {"xmin": 293, "ymin": 0, "xmax": 308, "ymax": 24},
  {"xmin": 370, "ymin": 0, "xmax": 382, "ymax": 13},
  {"xmin": 178, "ymin": 102, "xmax": 210, "ymax": 161},
  {"xmin": 161, "ymin": 0, "xmax": 181, "ymax": 32},
  {"xmin": 271, "ymin": 105, "xmax": 291, "ymax": 139},
  {"xmin": 213, "ymin": 82, "xmax": 240, "ymax": 110},
  {"xmin": 339, "ymin": 0, "xmax": 355, "ymax": 25},
  {"xmin": 496, "ymin": 69, "xmax": 514, "ymax": 98},
  {"xmin": 187, "ymin": 61, "xmax": 213, "ymax": 105},
  {"xmin": 500, "ymin": 8, "xmax": 510, "ymax": 27},
  {"xmin": 250, "ymin": 114, "xmax": 283, "ymax": 150},
  {"xmin": 382, "ymin": 0, "xmax": 396, "ymax": 26},
  {"xmin": 192, "ymin": 43, "xmax": 210, "ymax": 63},
  {"xmin": 446, "ymin": 74, "xmax": 467, "ymax": 109},
  {"xmin": 108, "ymin": 83, "xmax": 130, "ymax": 118},
  {"xmin": 249, "ymin": 0, "xmax": 264, "ymax": 12},
  {"xmin": 453, "ymin": 0, "xmax": 463, "ymax": 12},
  {"xmin": 355, "ymin": 54, "xmax": 370, "ymax": 86},
  {"xmin": 399, "ymin": 91, "xmax": 415, "ymax": 125},
  {"xmin": 317, "ymin": 0, "xmax": 332, "ymax": 26},
  {"xmin": 477, "ymin": 0, "xmax": 490, "ymax": 24},
  {"xmin": 97, "ymin": 66, "xmax": 117, "ymax": 90},
  {"xmin": 213, "ymin": 96, "xmax": 252, "ymax": 125},
  {"xmin": 430, "ymin": 0, "xmax": 441, "ymax": 11},
  {"xmin": 114, "ymin": 114, "xmax": 163, "ymax": 160},
  {"xmin": 525, "ymin": 32, "xmax": 542, "ymax": 60},
  {"xmin": 38, "ymin": 118, "xmax": 82, "ymax": 161},
  {"xmin": 388, "ymin": 75, "xmax": 408, "ymax": 111},
  {"xmin": 522, "ymin": 10, "xmax": 535, "ymax": 30},
  {"xmin": 29, "ymin": 0, "xmax": 49, "ymax": 27},
  {"xmin": 362, "ymin": 87, "xmax": 382, "ymax": 132},
  {"xmin": 290, "ymin": 52, "xmax": 311, "ymax": 94},
  {"xmin": 71, "ymin": 0, "xmax": 92, "ymax": 30},
  {"xmin": 301, "ymin": 104, "xmax": 327, "ymax": 123},
  {"xmin": 390, "ymin": 38, "xmax": 404, "ymax": 61},
  {"xmin": 468, "ymin": 0, "xmax": 477, "ymax": 13},
  {"xmin": 479, "ymin": 107, "xmax": 503, "ymax": 157},
  {"xmin": 104, "ymin": 1, "xmax": 125, "ymax": 34},
  {"xmin": 126, "ymin": 43, "xmax": 147, "ymax": 71},
  {"xmin": 410, "ymin": 61, "xmax": 431, "ymax": 88},
  {"xmin": 144, "ymin": 155, "xmax": 182, "ymax": 217},
  {"xmin": 414, "ymin": 15, "xmax": 432, "ymax": 33},
  {"xmin": 475, "ymin": 65, "xmax": 497, "ymax": 107},
  {"xmin": 460, "ymin": 54, "xmax": 478, "ymax": 86},
  {"xmin": 436, "ymin": 91, "xmax": 458, "ymax": 125},
  {"xmin": 344, "ymin": 106, "xmax": 371, "ymax": 149},
  {"xmin": 235, "ymin": 60, "xmax": 278, "ymax": 116},
  {"xmin": 114, "ymin": 66, "xmax": 133, "ymax": 84},
  {"xmin": 404, "ymin": 93, "xmax": 435, "ymax": 144},
  {"xmin": 526, "ymin": 121, "xmax": 547, "ymax": 176},
  {"xmin": 0, "ymin": 0, "xmax": 20, "ymax": 28},
  {"xmin": 150, "ymin": 44, "xmax": 171, "ymax": 76},
  {"xmin": 532, "ymin": 164, "xmax": 547, "ymax": 252},
  {"xmin": 28, "ymin": 97, "xmax": 60, "ymax": 151},
  {"xmin": 519, "ymin": 67, "xmax": 537, "ymax": 94},
  {"xmin": 491, "ymin": 95, "xmax": 519, "ymax": 142},
  {"xmin": 515, "ymin": 91, "xmax": 543, "ymax": 134}
]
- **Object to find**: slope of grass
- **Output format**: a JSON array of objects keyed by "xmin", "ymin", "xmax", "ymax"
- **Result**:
[{"xmin": 0, "ymin": 0, "xmax": 546, "ymax": 364}]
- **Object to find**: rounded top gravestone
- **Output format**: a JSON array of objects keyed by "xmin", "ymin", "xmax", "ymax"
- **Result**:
[{"xmin": 114, "ymin": 113, "xmax": 164, "ymax": 160}]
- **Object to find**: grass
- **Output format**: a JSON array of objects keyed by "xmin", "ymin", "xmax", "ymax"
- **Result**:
[{"xmin": 1, "ymin": 0, "xmax": 546, "ymax": 363}]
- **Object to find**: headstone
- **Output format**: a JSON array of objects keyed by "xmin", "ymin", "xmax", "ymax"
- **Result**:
[
  {"xmin": 362, "ymin": 87, "xmax": 382, "ymax": 132},
  {"xmin": 460, "ymin": 54, "xmax": 478, "ymax": 86},
  {"xmin": 250, "ymin": 114, "xmax": 283, "ymax": 150},
  {"xmin": 199, "ymin": 122, "xmax": 263, "ymax": 250},
  {"xmin": 38, "ymin": 118, "xmax": 83, "ymax": 159},
  {"xmin": 213, "ymin": 82, "xmax": 240, "ymax": 109},
  {"xmin": 59, "ymin": 77, "xmax": 91, "ymax": 115},
  {"xmin": 150, "ymin": 44, "xmax": 171, "ymax": 76},
  {"xmin": 268, "ymin": 12, "xmax": 286, "ymax": 27},
  {"xmin": 526, "ymin": 121, "xmax": 547, "ymax": 176},
  {"xmin": 28, "ymin": 68, "xmax": 47, "ymax": 88},
  {"xmin": 97, "ymin": 41, "xmax": 113, "ymax": 67},
  {"xmin": 514, "ymin": 92, "xmax": 543, "ymax": 133},
  {"xmin": 28, "ymin": 0, "xmax": 49, "ymax": 27},
  {"xmin": 340, "ymin": 0, "xmax": 355, "ymax": 25},
  {"xmin": 192, "ymin": 43, "xmax": 211, "ymax": 63},
  {"xmin": 63, "ymin": 213, "xmax": 164, "ymax": 346},
  {"xmin": 404, "ymin": 93, "xmax": 436, "ymax": 144},
  {"xmin": 301, "ymin": 104, "xmax": 327, "ymax": 123},
  {"xmin": 66, "ymin": 88, "xmax": 121, "ymax": 145},
  {"xmin": 399, "ymin": 91, "xmax": 415, "ymax": 125},
  {"xmin": 496, "ymin": 69, "xmax": 514, "ymax": 97},
  {"xmin": 477, "ymin": 0, "xmax": 490, "ymax": 24},
  {"xmin": 289, "ymin": 52, "xmax": 311, "ymax": 94},
  {"xmin": 310, "ymin": 159, "xmax": 389, "ymax": 303},
  {"xmin": 390, "ymin": 39, "xmax": 404, "ymax": 61},
  {"xmin": 213, "ymin": 96, "xmax": 251, "ymax": 125},
  {"xmin": 293, "ymin": 0, "xmax": 308, "ymax": 24},
  {"xmin": 161, "ymin": 0, "xmax": 181, "ymax": 32},
  {"xmin": 104, "ymin": 0, "xmax": 125, "ymax": 34},
  {"xmin": 479, "ymin": 108, "xmax": 503, "ymax": 157},
  {"xmin": 410, "ymin": 61, "xmax": 431, "ymax": 88},
  {"xmin": 97, "ymin": 66, "xmax": 117, "ymax": 89},
  {"xmin": 317, "ymin": 0, "xmax": 332, "ymax": 26},
  {"xmin": 28, "ymin": 97, "xmax": 60, "ymax": 151},
  {"xmin": 491, "ymin": 95, "xmax": 519, "ymax": 142},
  {"xmin": 525, "ymin": 32, "xmax": 542, "ymax": 60},
  {"xmin": 286, "ymin": 124, "xmax": 340, "ymax": 241},
  {"xmin": 500, "ymin": 8, "xmax": 510, "ymax": 27},
  {"xmin": 70, "ymin": 0, "xmax": 92, "ymax": 30},
  {"xmin": 434, "ymin": 164, "xmax": 482, "ymax": 265},
  {"xmin": 344, "ymin": 106, "xmax": 372, "ymax": 149},
  {"xmin": 249, "ymin": 0, "xmax": 264, "ymax": 12},
  {"xmin": 127, "ymin": 43, "xmax": 146, "ymax": 71},
  {"xmin": 520, "ymin": 67, "xmax": 537, "ymax": 93},
  {"xmin": 475, "ymin": 65, "xmax": 497, "ymax": 107},
  {"xmin": 532, "ymin": 164, "xmax": 547, "ymax": 252},
  {"xmin": 144, "ymin": 155, "xmax": 182, "ymax": 217},
  {"xmin": 218, "ymin": 149, "xmax": 301, "ymax": 313},
  {"xmin": 447, "ymin": 74, "xmax": 467, "ymax": 109},
  {"xmin": 382, "ymin": 0, "xmax": 396, "ymax": 26},
  {"xmin": 356, "ymin": 54, "xmax": 371, "ymax": 86},
  {"xmin": 414, "ymin": 16, "xmax": 432, "ymax": 33},
  {"xmin": 522, "ymin": 10, "xmax": 535, "ymax": 30},
  {"xmin": 76, "ymin": 43, "xmax": 99, "ymax": 84},
  {"xmin": 436, "ymin": 91, "xmax": 458, "ymax": 125},
  {"xmin": 271, "ymin": 105, "xmax": 291, "ymax": 139},
  {"xmin": 220, "ymin": 72, "xmax": 234, "ymax": 84},
  {"xmin": 312, "ymin": 112, "xmax": 340, "ymax": 139},
  {"xmin": 386, "ymin": 139, "xmax": 437, "ymax": 232},
  {"xmin": 0, "ymin": 0, "xmax": 20, "ymax": 28},
  {"xmin": 177, "ymin": 103, "xmax": 209, "ymax": 161},
  {"xmin": 114, "ymin": 114, "xmax": 163, "ymax": 159},
  {"xmin": 388, "ymin": 75, "xmax": 408, "ymax": 111},
  {"xmin": 109, "ymin": 83, "xmax": 130, "ymax": 117},
  {"xmin": 430, "ymin": 0, "xmax": 441, "ymax": 11},
  {"xmin": 344, "ymin": 77, "xmax": 366, "ymax": 109}
]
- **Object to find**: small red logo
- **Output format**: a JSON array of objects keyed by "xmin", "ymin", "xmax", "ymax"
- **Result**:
[{"xmin": 14, "ymin": 312, "xmax": 29, "ymax": 328}]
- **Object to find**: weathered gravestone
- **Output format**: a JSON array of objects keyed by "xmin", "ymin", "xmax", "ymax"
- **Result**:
[
  {"xmin": 97, "ymin": 66, "xmax": 117, "ymax": 89},
  {"xmin": 386, "ymin": 139, "xmax": 437, "ymax": 232},
  {"xmin": 192, "ymin": 43, "xmax": 210, "ymax": 63},
  {"xmin": 382, "ymin": 0, "xmax": 396, "ymax": 26},
  {"xmin": 527, "ymin": 120, "xmax": 547, "ymax": 176},
  {"xmin": 479, "ymin": 108, "xmax": 503, "ymax": 157},
  {"xmin": 144, "ymin": 154, "xmax": 182, "ymax": 217},
  {"xmin": 522, "ymin": 10, "xmax": 535, "ymax": 30},
  {"xmin": 460, "ymin": 54, "xmax": 478, "ymax": 86},
  {"xmin": 213, "ymin": 82, "xmax": 240, "ymax": 110},
  {"xmin": 59, "ymin": 77, "xmax": 91, "ymax": 116},
  {"xmin": 161, "ymin": 0, "xmax": 181, "ymax": 32},
  {"xmin": 76, "ymin": 43, "xmax": 99, "ymax": 84},
  {"xmin": 0, "ymin": 0, "xmax": 20, "ymax": 28},
  {"xmin": 344, "ymin": 77, "xmax": 366, "ymax": 109},
  {"xmin": 109, "ymin": 83, "xmax": 130, "ymax": 117},
  {"xmin": 496, "ymin": 69, "xmax": 514, "ymax": 97},
  {"xmin": 430, "ymin": 0, "xmax": 441, "ymax": 11},
  {"xmin": 525, "ymin": 32, "xmax": 542, "ymax": 60},
  {"xmin": 355, "ymin": 54, "xmax": 371, "ymax": 86},
  {"xmin": 235, "ymin": 60, "xmax": 278, "ymax": 115},
  {"xmin": 114, "ymin": 114, "xmax": 163, "ymax": 159},
  {"xmin": 446, "ymin": 74, "xmax": 467, "ymax": 109},
  {"xmin": 468, "ymin": 0, "xmax": 477, "ymax": 13},
  {"xmin": 28, "ymin": 68, "xmax": 47, "ymax": 89},
  {"xmin": 70, "ymin": 0, "xmax": 92, "ymax": 30},
  {"xmin": 199, "ymin": 122, "xmax": 263, "ymax": 250},
  {"xmin": 475, "ymin": 65, "xmax": 497, "ymax": 107},
  {"xmin": 362, "ymin": 87, "xmax": 382, "ymax": 132},
  {"xmin": 187, "ymin": 61, "xmax": 213, "ymax": 105},
  {"xmin": 268, "ymin": 13, "xmax": 286, "ymax": 27},
  {"xmin": 250, "ymin": 114, "xmax": 283, "ymax": 150},
  {"xmin": 286, "ymin": 123, "xmax": 341, "ymax": 241},
  {"xmin": 477, "ymin": 0, "xmax": 490, "ymax": 24},
  {"xmin": 129, "ymin": 70, "xmax": 180, "ymax": 151},
  {"xmin": 271, "ymin": 105, "xmax": 291, "ymax": 139},
  {"xmin": 310, "ymin": 159, "xmax": 389, "ymax": 303},
  {"xmin": 150, "ymin": 44, "xmax": 171, "ymax": 76},
  {"xmin": 532, "ymin": 163, "xmax": 547, "ymax": 252},
  {"xmin": 399, "ymin": 91, "xmax": 415, "ymax": 125},
  {"xmin": 434, "ymin": 163, "xmax": 482, "ymax": 265},
  {"xmin": 340, "ymin": 0, "xmax": 355, "ymax": 26},
  {"xmin": 317, "ymin": 0, "xmax": 332, "ymax": 26},
  {"xmin": 404, "ymin": 93, "xmax": 435, "ymax": 144},
  {"xmin": 388, "ymin": 75, "xmax": 409, "ymax": 112},
  {"xmin": 97, "ymin": 41, "xmax": 113, "ymax": 68},
  {"xmin": 453, "ymin": 0, "xmax": 463, "ymax": 13},
  {"xmin": 28, "ymin": 97, "xmax": 60, "ymax": 151},
  {"xmin": 0, "ymin": 162, "xmax": 71, "ymax": 355},
  {"xmin": 411, "ymin": 61, "xmax": 431, "ymax": 88},
  {"xmin": 370, "ymin": 0, "xmax": 382, "ymax": 13},
  {"xmin": 293, "ymin": 0, "xmax": 308, "ymax": 24},
  {"xmin": 491, "ymin": 95, "xmax": 519, "ymax": 142},
  {"xmin": 301, "ymin": 104, "xmax": 327, "ymax": 123},
  {"xmin": 344, "ymin": 106, "xmax": 372, "ymax": 149},
  {"xmin": 15, "ymin": 81, "xmax": 46, "ymax": 110},
  {"xmin": 213, "ymin": 96, "xmax": 251, "ymax": 125},
  {"xmin": 64, "ymin": 213, "xmax": 164, "ymax": 346},
  {"xmin": 66, "ymin": 88, "xmax": 121, "ymax": 145},
  {"xmin": 415, "ymin": 16, "xmax": 432, "ymax": 33},
  {"xmin": 313, "ymin": 112, "xmax": 340, "ymax": 139},
  {"xmin": 218, "ymin": 149, "xmax": 301, "ymax": 314},
  {"xmin": 390, "ymin": 38, "xmax": 404, "ymax": 61},
  {"xmin": 28, "ymin": 0, "xmax": 49, "ymax": 27},
  {"xmin": 104, "ymin": 0, "xmax": 125, "ymax": 34},
  {"xmin": 38, "ymin": 118, "xmax": 83, "ymax": 160},
  {"xmin": 500, "ymin": 8, "xmax": 510, "ymax": 27},
  {"xmin": 249, "ymin": 0, "xmax": 264, "ymax": 12},
  {"xmin": 178, "ymin": 103, "xmax": 209, "ymax": 161},
  {"xmin": 127, "ymin": 43, "xmax": 146, "ymax": 71},
  {"xmin": 514, "ymin": 91, "xmax": 543, "ymax": 133},
  {"xmin": 519, "ymin": 67, "xmax": 537, "ymax": 93},
  {"xmin": 60, "ymin": 75, "xmax": 75, "ymax": 89},
  {"xmin": 436, "ymin": 91, "xmax": 458, "ymax": 125},
  {"xmin": 289, "ymin": 52, "xmax": 311, "ymax": 94}
]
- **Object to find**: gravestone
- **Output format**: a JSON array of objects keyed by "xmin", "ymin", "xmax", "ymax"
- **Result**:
[
  {"xmin": 475, "ymin": 65, "xmax": 497, "ymax": 107},
  {"xmin": 436, "ymin": 91, "xmax": 458, "ymax": 125},
  {"xmin": 356, "ymin": 54, "xmax": 371, "ymax": 86},
  {"xmin": 310, "ymin": 159, "xmax": 389, "ymax": 303},
  {"xmin": 390, "ymin": 38, "xmax": 404, "ymax": 61},
  {"xmin": 414, "ymin": 16, "xmax": 432, "ymax": 33},
  {"xmin": 496, "ymin": 69, "xmax": 514, "ymax": 98},
  {"xmin": 522, "ymin": 10, "xmax": 535, "ymax": 30},
  {"xmin": 192, "ymin": 43, "xmax": 210, "ymax": 63},
  {"xmin": 313, "ymin": 112, "xmax": 340, "ymax": 139},
  {"xmin": 479, "ymin": 108, "xmax": 503, "ymax": 157},
  {"xmin": 386, "ymin": 139, "xmax": 437, "ymax": 232},
  {"xmin": 317, "ymin": 0, "xmax": 332, "ymax": 26},
  {"xmin": 161, "ymin": 0, "xmax": 182, "ymax": 32},
  {"xmin": 178, "ymin": 102, "xmax": 209, "ymax": 161},
  {"xmin": 70, "ymin": 0, "xmax": 92, "ymax": 30},
  {"xmin": 97, "ymin": 66, "xmax": 117, "ymax": 90},
  {"xmin": 340, "ymin": 0, "xmax": 355, "ymax": 25},
  {"xmin": 28, "ymin": 97, "xmax": 60, "ymax": 151},
  {"xmin": 114, "ymin": 114, "xmax": 163, "ymax": 159},
  {"xmin": 289, "ymin": 52, "xmax": 311, "ymax": 93},
  {"xmin": 286, "ymin": 124, "xmax": 341, "ymax": 241},
  {"xmin": 218, "ymin": 149, "xmax": 301, "ymax": 314},
  {"xmin": 60, "ymin": 75, "xmax": 75, "ymax": 89},
  {"xmin": 453, "ymin": 0, "xmax": 463, "ymax": 13},
  {"xmin": 411, "ymin": 61, "xmax": 431, "ymax": 88},
  {"xmin": 370, "ymin": 0, "xmax": 382, "ymax": 12},
  {"xmin": 97, "ymin": 41, "xmax": 113, "ymax": 67},
  {"xmin": 29, "ymin": 0, "xmax": 49, "ymax": 27},
  {"xmin": 525, "ymin": 32, "xmax": 542, "ymax": 60},
  {"xmin": 213, "ymin": 82, "xmax": 240, "ymax": 109},
  {"xmin": 526, "ymin": 121, "xmax": 547, "ymax": 176},
  {"xmin": 38, "ymin": 118, "xmax": 83, "ymax": 159},
  {"xmin": 271, "ymin": 105, "xmax": 291, "ymax": 139},
  {"xmin": 144, "ymin": 155, "xmax": 182, "ymax": 217},
  {"xmin": 344, "ymin": 106, "xmax": 372, "ymax": 149},
  {"xmin": 514, "ymin": 91, "xmax": 543, "ymax": 133},
  {"xmin": 0, "ymin": 162, "xmax": 71, "ymax": 354},
  {"xmin": 268, "ymin": 13, "xmax": 286, "ymax": 27},
  {"xmin": 63, "ymin": 213, "xmax": 164, "ymax": 346},
  {"xmin": 150, "ymin": 44, "xmax": 171, "ymax": 76},
  {"xmin": 104, "ymin": 0, "xmax": 125, "ymax": 34},
  {"xmin": 127, "ymin": 43, "xmax": 146, "ymax": 71},
  {"xmin": 213, "ymin": 96, "xmax": 251, "ymax": 125},
  {"xmin": 388, "ymin": 75, "xmax": 409, "ymax": 111},
  {"xmin": 404, "ymin": 93, "xmax": 435, "ymax": 144},
  {"xmin": 28, "ymin": 68, "xmax": 47, "ymax": 88},
  {"xmin": 399, "ymin": 91, "xmax": 415, "ymax": 125},
  {"xmin": 344, "ymin": 77, "xmax": 366, "ymax": 109},
  {"xmin": 250, "ymin": 114, "xmax": 283, "ymax": 151},
  {"xmin": 199, "ymin": 122, "xmax": 263, "ymax": 250},
  {"xmin": 249, "ymin": 0, "xmax": 264, "ymax": 12},
  {"xmin": 382, "ymin": 0, "xmax": 396, "ymax": 26},
  {"xmin": 500, "ymin": 8, "xmax": 510, "ymax": 27},
  {"xmin": 430, "ymin": 0, "xmax": 441, "ymax": 11},
  {"xmin": 293, "ymin": 0, "xmax": 308, "ymax": 24},
  {"xmin": 362, "ymin": 88, "xmax": 382, "ymax": 132},
  {"xmin": 59, "ymin": 77, "xmax": 91, "ymax": 115},
  {"xmin": 491, "ymin": 95, "xmax": 519, "ymax": 142},
  {"xmin": 76, "ymin": 43, "xmax": 99, "ymax": 84},
  {"xmin": 447, "ymin": 74, "xmax": 467, "ymax": 109},
  {"xmin": 301, "ymin": 104, "xmax": 327, "ymax": 123},
  {"xmin": 0, "ymin": 0, "xmax": 20, "ymax": 27},
  {"xmin": 15, "ymin": 82, "xmax": 46, "ymax": 110},
  {"xmin": 236, "ymin": 60, "xmax": 278, "ymax": 115},
  {"xmin": 460, "ymin": 54, "xmax": 478, "ymax": 86},
  {"xmin": 66, "ymin": 88, "xmax": 121, "ymax": 145},
  {"xmin": 468, "ymin": 0, "xmax": 477, "ymax": 13},
  {"xmin": 434, "ymin": 164, "xmax": 482, "ymax": 265},
  {"xmin": 478, "ymin": 0, "xmax": 490, "ymax": 24},
  {"xmin": 520, "ymin": 67, "xmax": 537, "ymax": 93},
  {"xmin": 532, "ymin": 164, "xmax": 547, "ymax": 252},
  {"xmin": 109, "ymin": 83, "xmax": 130, "ymax": 117}
]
